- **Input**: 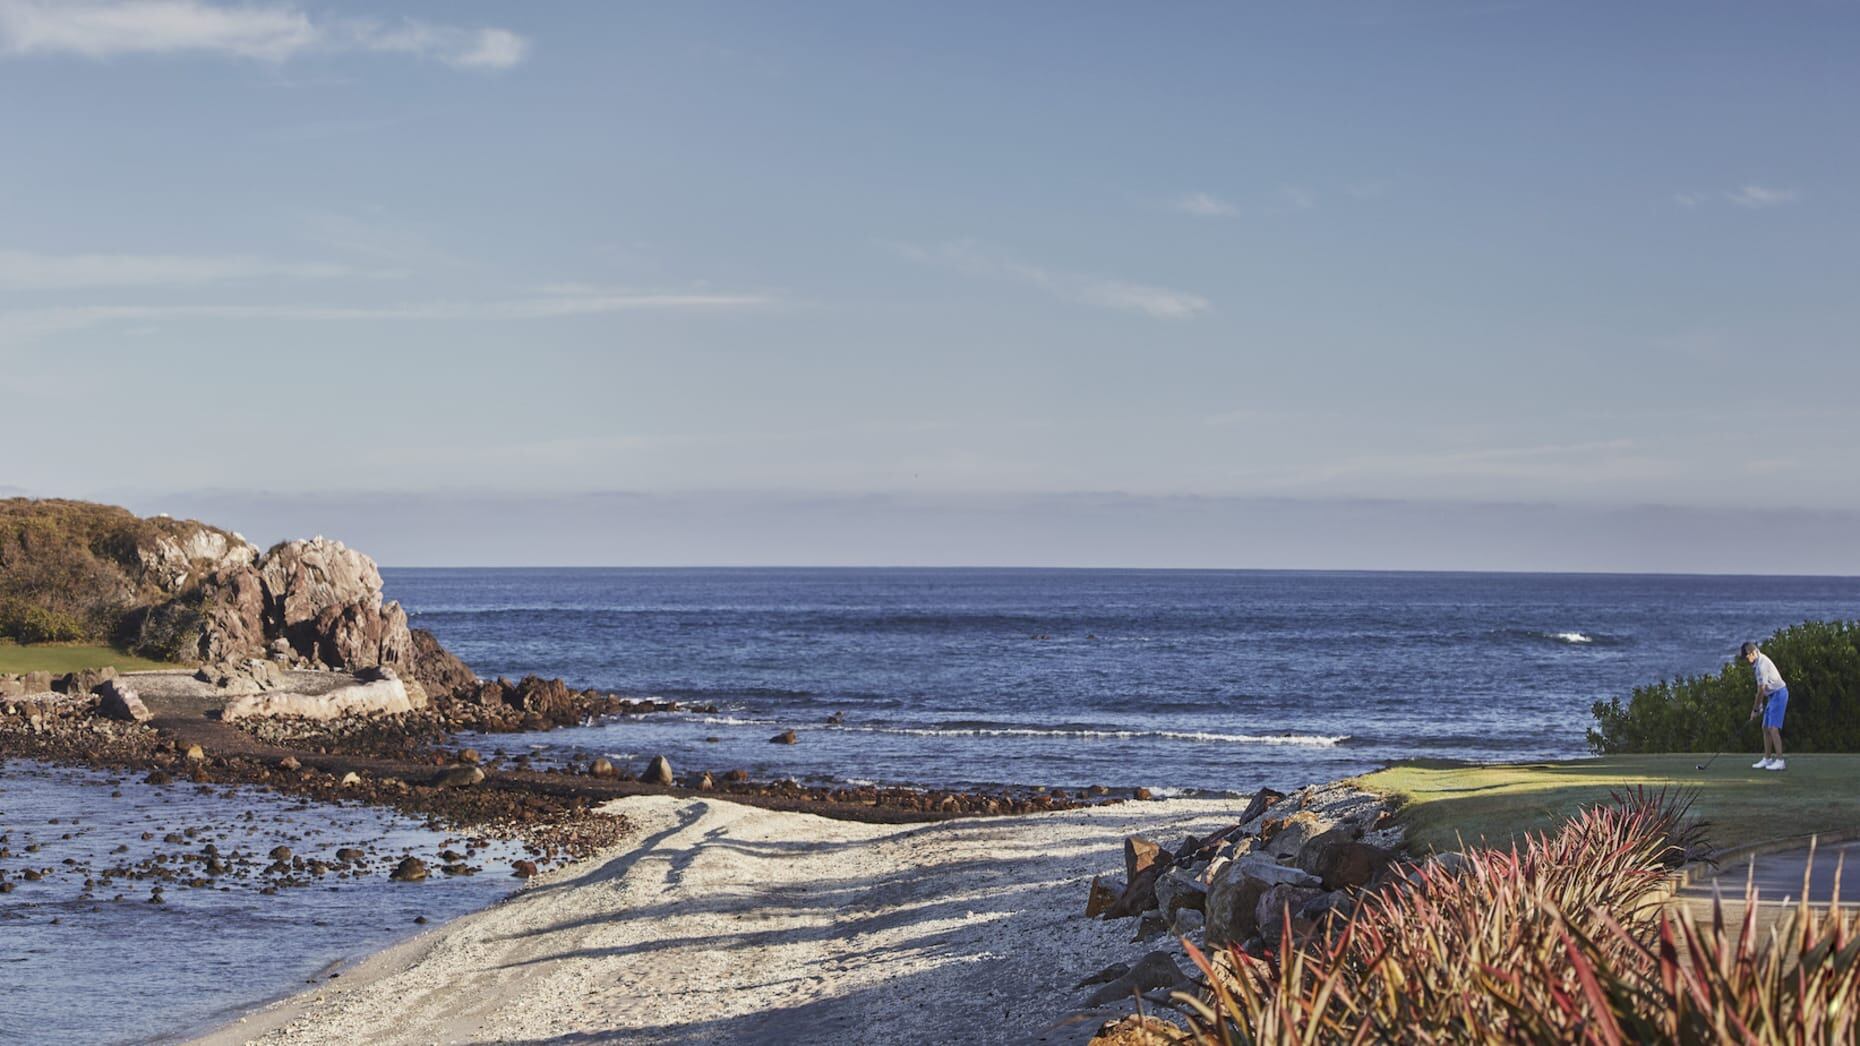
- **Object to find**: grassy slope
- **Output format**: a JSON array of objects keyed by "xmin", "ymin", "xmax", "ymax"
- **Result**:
[
  {"xmin": 0, "ymin": 641, "xmax": 174, "ymax": 674},
  {"xmin": 1360, "ymin": 754, "xmax": 1860, "ymax": 854}
]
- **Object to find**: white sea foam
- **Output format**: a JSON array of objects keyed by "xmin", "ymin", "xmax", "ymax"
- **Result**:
[
  {"xmin": 828, "ymin": 724, "xmax": 1347, "ymax": 747},
  {"xmin": 1552, "ymin": 631, "xmax": 1594, "ymax": 644}
]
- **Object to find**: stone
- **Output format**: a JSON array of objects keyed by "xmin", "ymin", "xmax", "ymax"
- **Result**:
[
  {"xmin": 458, "ymin": 748, "xmax": 482, "ymax": 765},
  {"xmin": 221, "ymin": 675, "xmax": 418, "ymax": 721},
  {"xmin": 1131, "ymin": 911, "xmax": 1170, "ymax": 941},
  {"xmin": 1124, "ymin": 835, "xmax": 1169, "ymax": 883},
  {"xmin": 769, "ymin": 729, "xmax": 798, "ymax": 744},
  {"xmin": 1154, "ymin": 868, "xmax": 1208, "ymax": 917},
  {"xmin": 1106, "ymin": 864, "xmax": 1164, "ymax": 919},
  {"xmin": 1232, "ymin": 853, "xmax": 1321, "ymax": 888},
  {"xmin": 0, "ymin": 676, "xmax": 22, "ymax": 699},
  {"xmin": 1264, "ymin": 811, "xmax": 1334, "ymax": 861},
  {"xmin": 690, "ymin": 771, "xmax": 715, "ymax": 791},
  {"xmin": 1085, "ymin": 874, "xmax": 1123, "ymax": 918},
  {"xmin": 511, "ymin": 859, "xmax": 539, "ymax": 879},
  {"xmin": 643, "ymin": 755, "xmax": 674, "ymax": 786},
  {"xmin": 183, "ymin": 744, "xmax": 206, "ymax": 762},
  {"xmin": 434, "ymin": 765, "xmax": 485, "ymax": 789},
  {"xmin": 723, "ymin": 769, "xmax": 750, "ymax": 783},
  {"xmin": 1255, "ymin": 884, "xmax": 1325, "ymax": 944},
  {"xmin": 339, "ymin": 771, "xmax": 361, "ymax": 787},
  {"xmin": 335, "ymin": 848, "xmax": 364, "ymax": 863},
  {"xmin": 278, "ymin": 756, "xmax": 301, "ymax": 771},
  {"xmin": 588, "ymin": 757, "xmax": 617, "ymax": 778},
  {"xmin": 390, "ymin": 856, "xmax": 428, "ymax": 882},
  {"xmin": 1086, "ymin": 1014, "xmax": 1185, "ymax": 1046},
  {"xmin": 22, "ymin": 671, "xmax": 52, "ymax": 694},
  {"xmin": 54, "ymin": 666, "xmax": 117, "ymax": 695},
  {"xmin": 1295, "ymin": 828, "xmax": 1356, "ymax": 877},
  {"xmin": 1075, "ymin": 960, "xmax": 1131, "ymax": 988},
  {"xmin": 96, "ymin": 679, "xmax": 152, "ymax": 723},
  {"xmin": 1204, "ymin": 868, "xmax": 1271, "ymax": 947},
  {"xmin": 1171, "ymin": 907, "xmax": 1205, "ymax": 938},
  {"xmin": 1315, "ymin": 841, "xmax": 1394, "ymax": 891},
  {"xmin": 1235, "ymin": 787, "xmax": 1287, "ymax": 830},
  {"xmin": 1081, "ymin": 950, "xmax": 1194, "ymax": 1008},
  {"xmin": 409, "ymin": 627, "xmax": 478, "ymax": 700},
  {"xmin": 269, "ymin": 846, "xmax": 293, "ymax": 861}
]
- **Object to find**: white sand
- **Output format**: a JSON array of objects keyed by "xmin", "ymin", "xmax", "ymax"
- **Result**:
[{"xmin": 196, "ymin": 794, "xmax": 1242, "ymax": 1045}]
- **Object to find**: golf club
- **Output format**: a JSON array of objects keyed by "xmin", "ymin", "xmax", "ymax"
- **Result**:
[{"xmin": 1696, "ymin": 714, "xmax": 1757, "ymax": 771}]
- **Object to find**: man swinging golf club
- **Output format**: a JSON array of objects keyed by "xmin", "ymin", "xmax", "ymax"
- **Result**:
[{"xmin": 1743, "ymin": 641, "xmax": 1789, "ymax": 771}]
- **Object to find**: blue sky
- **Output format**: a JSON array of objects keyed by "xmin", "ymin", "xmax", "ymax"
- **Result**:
[{"xmin": 2, "ymin": 2, "xmax": 1856, "ymax": 569}]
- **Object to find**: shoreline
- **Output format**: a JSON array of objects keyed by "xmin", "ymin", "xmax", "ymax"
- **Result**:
[{"xmin": 187, "ymin": 793, "xmax": 1251, "ymax": 1045}]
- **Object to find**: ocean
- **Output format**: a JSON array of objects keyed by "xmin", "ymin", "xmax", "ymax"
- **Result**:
[{"xmin": 390, "ymin": 568, "xmax": 1859, "ymax": 795}]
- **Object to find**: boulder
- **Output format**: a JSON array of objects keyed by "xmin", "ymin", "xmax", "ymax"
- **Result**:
[
  {"xmin": 589, "ymin": 757, "xmax": 617, "ymax": 778},
  {"xmin": 0, "ymin": 675, "xmax": 22, "ymax": 698},
  {"xmin": 643, "ymin": 755, "xmax": 674, "ymax": 786},
  {"xmin": 1154, "ymin": 868, "xmax": 1207, "ymax": 917},
  {"xmin": 1105, "ymin": 864, "xmax": 1164, "ymax": 919},
  {"xmin": 1204, "ymin": 868, "xmax": 1271, "ymax": 947},
  {"xmin": 51, "ymin": 666, "xmax": 113, "ymax": 695},
  {"xmin": 1264, "ymin": 811, "xmax": 1334, "ymax": 861},
  {"xmin": 1171, "ymin": 907, "xmax": 1205, "ymax": 938},
  {"xmin": 511, "ymin": 859, "xmax": 539, "ymax": 879},
  {"xmin": 1085, "ymin": 875, "xmax": 1123, "ymax": 918},
  {"xmin": 390, "ymin": 856, "xmax": 428, "ymax": 882},
  {"xmin": 1236, "ymin": 787, "xmax": 1287, "ymax": 831},
  {"xmin": 183, "ymin": 744, "xmax": 206, "ymax": 762},
  {"xmin": 1232, "ymin": 852, "xmax": 1320, "ymax": 888},
  {"xmin": 409, "ymin": 627, "xmax": 478, "ymax": 700},
  {"xmin": 1255, "ymin": 884, "xmax": 1325, "ymax": 945},
  {"xmin": 1124, "ymin": 835, "xmax": 1168, "ymax": 883},
  {"xmin": 22, "ymin": 671, "xmax": 52, "ymax": 694},
  {"xmin": 1314, "ymin": 841, "xmax": 1394, "ymax": 891},
  {"xmin": 1081, "ymin": 950, "xmax": 1194, "ymax": 1008},
  {"xmin": 221, "ymin": 675, "xmax": 420, "ymax": 721},
  {"xmin": 433, "ymin": 765, "xmax": 485, "ymax": 789},
  {"xmin": 96, "ymin": 679, "xmax": 152, "ymax": 723},
  {"xmin": 769, "ymin": 729, "xmax": 798, "ymax": 744},
  {"xmin": 339, "ymin": 771, "xmax": 361, "ymax": 787},
  {"xmin": 1295, "ymin": 828, "xmax": 1356, "ymax": 877},
  {"xmin": 689, "ymin": 771, "xmax": 715, "ymax": 791}
]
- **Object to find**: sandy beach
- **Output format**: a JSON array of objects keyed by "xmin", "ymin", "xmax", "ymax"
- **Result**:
[{"xmin": 195, "ymin": 794, "xmax": 1241, "ymax": 1045}]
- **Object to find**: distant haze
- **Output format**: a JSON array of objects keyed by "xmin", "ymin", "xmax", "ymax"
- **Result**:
[{"xmin": 71, "ymin": 489, "xmax": 1854, "ymax": 576}]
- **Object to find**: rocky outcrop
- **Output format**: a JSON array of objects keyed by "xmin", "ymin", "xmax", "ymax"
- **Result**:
[
  {"xmin": 410, "ymin": 628, "xmax": 478, "ymax": 699},
  {"xmin": 221, "ymin": 673, "xmax": 420, "ymax": 722}
]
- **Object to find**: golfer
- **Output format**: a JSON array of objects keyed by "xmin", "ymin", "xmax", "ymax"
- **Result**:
[{"xmin": 1742, "ymin": 641, "xmax": 1789, "ymax": 771}]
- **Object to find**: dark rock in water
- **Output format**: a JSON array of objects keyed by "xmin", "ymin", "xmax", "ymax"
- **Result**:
[
  {"xmin": 642, "ymin": 755, "xmax": 674, "ymax": 786},
  {"xmin": 511, "ymin": 859, "xmax": 539, "ymax": 879},
  {"xmin": 723, "ymin": 769, "xmax": 750, "ymax": 783},
  {"xmin": 413, "ymin": 915, "xmax": 428, "ymax": 924},
  {"xmin": 433, "ymin": 765, "xmax": 485, "ymax": 789},
  {"xmin": 769, "ymin": 729, "xmax": 798, "ymax": 745},
  {"xmin": 144, "ymin": 770, "xmax": 172, "ymax": 785},
  {"xmin": 97, "ymin": 680, "xmax": 152, "ymax": 723},
  {"xmin": 390, "ymin": 857, "xmax": 428, "ymax": 882},
  {"xmin": 1133, "ymin": 787, "xmax": 1154, "ymax": 801},
  {"xmin": 335, "ymin": 848, "xmax": 365, "ymax": 863},
  {"xmin": 268, "ymin": 846, "xmax": 293, "ymax": 862}
]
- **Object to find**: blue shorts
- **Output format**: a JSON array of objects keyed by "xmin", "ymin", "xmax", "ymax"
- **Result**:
[{"xmin": 1764, "ymin": 687, "xmax": 1789, "ymax": 730}]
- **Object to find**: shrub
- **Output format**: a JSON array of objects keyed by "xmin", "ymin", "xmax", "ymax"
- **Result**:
[
  {"xmin": 1589, "ymin": 620, "xmax": 1860, "ymax": 754},
  {"xmin": 1171, "ymin": 792, "xmax": 1859, "ymax": 1043},
  {"xmin": 0, "ymin": 598, "xmax": 88, "ymax": 643}
]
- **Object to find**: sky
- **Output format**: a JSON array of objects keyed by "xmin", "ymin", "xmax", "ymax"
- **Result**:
[{"xmin": 1, "ymin": 1, "xmax": 1856, "ymax": 570}]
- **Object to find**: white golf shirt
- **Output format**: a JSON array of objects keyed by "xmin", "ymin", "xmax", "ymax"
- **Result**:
[{"xmin": 1753, "ymin": 652, "xmax": 1786, "ymax": 695}]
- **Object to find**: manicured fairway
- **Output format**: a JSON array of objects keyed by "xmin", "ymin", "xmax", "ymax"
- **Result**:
[
  {"xmin": 1360, "ymin": 754, "xmax": 1860, "ymax": 854},
  {"xmin": 0, "ymin": 642, "xmax": 175, "ymax": 675}
]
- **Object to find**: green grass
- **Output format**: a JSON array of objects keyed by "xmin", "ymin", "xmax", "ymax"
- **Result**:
[
  {"xmin": 1359, "ymin": 754, "xmax": 1860, "ymax": 855},
  {"xmin": 0, "ymin": 640, "xmax": 175, "ymax": 675}
]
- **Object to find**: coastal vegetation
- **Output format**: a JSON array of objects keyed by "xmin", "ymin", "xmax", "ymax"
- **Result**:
[
  {"xmin": 1176, "ymin": 790, "xmax": 1860, "ymax": 1042},
  {"xmin": 1362, "ymin": 754, "xmax": 1860, "ymax": 853},
  {"xmin": 1588, "ymin": 620, "xmax": 1860, "ymax": 755}
]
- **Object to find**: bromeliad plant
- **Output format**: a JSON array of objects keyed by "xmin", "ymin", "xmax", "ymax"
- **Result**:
[{"xmin": 1162, "ymin": 789, "xmax": 1859, "ymax": 1043}]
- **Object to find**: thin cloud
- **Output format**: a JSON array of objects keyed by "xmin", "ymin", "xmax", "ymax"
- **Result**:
[
  {"xmin": 1725, "ymin": 185, "xmax": 1799, "ymax": 208},
  {"xmin": 1673, "ymin": 185, "xmax": 1800, "ymax": 209},
  {"xmin": 0, "ymin": 247, "xmax": 387, "ymax": 290},
  {"xmin": 1171, "ymin": 192, "xmax": 1239, "ymax": 218},
  {"xmin": 0, "ymin": 1, "xmax": 529, "ymax": 70},
  {"xmin": 894, "ymin": 240, "xmax": 1209, "ymax": 320},
  {"xmin": 1280, "ymin": 185, "xmax": 1318, "ymax": 210},
  {"xmin": 0, "ymin": 288, "xmax": 777, "ymax": 341}
]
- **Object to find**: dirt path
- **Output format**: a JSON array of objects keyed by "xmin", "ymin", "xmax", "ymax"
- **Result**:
[{"xmin": 193, "ymin": 794, "xmax": 1240, "ymax": 1046}]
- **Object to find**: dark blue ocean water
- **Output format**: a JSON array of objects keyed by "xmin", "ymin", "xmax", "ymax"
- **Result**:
[{"xmin": 386, "ymin": 569, "xmax": 1858, "ymax": 795}]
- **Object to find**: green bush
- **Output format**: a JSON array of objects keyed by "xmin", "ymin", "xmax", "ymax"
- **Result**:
[
  {"xmin": 0, "ymin": 598, "xmax": 89, "ymax": 643},
  {"xmin": 1589, "ymin": 620, "xmax": 1860, "ymax": 754}
]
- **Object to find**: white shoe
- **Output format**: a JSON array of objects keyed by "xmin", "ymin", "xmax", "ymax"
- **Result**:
[
  {"xmin": 1765, "ymin": 759, "xmax": 1786, "ymax": 772},
  {"xmin": 1753, "ymin": 758, "xmax": 1773, "ymax": 769}
]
